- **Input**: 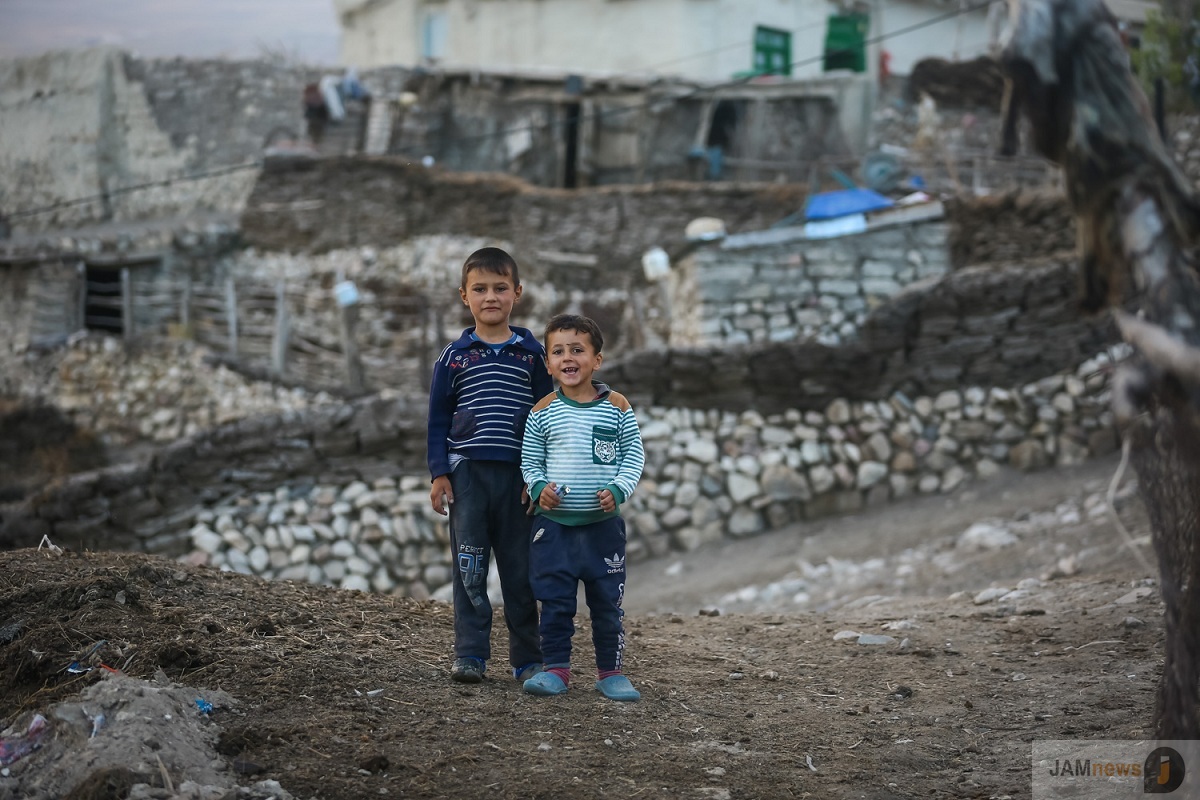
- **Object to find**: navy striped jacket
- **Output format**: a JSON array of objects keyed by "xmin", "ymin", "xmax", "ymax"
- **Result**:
[{"xmin": 427, "ymin": 326, "xmax": 553, "ymax": 479}]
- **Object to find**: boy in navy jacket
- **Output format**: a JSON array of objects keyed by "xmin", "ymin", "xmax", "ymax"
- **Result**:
[{"xmin": 428, "ymin": 247, "xmax": 551, "ymax": 684}]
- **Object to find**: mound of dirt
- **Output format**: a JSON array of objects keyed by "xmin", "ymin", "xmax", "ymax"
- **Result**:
[
  {"xmin": 0, "ymin": 455, "xmax": 1164, "ymax": 800},
  {"xmin": 0, "ymin": 401, "xmax": 107, "ymax": 504},
  {"xmin": 907, "ymin": 57, "xmax": 1007, "ymax": 111}
]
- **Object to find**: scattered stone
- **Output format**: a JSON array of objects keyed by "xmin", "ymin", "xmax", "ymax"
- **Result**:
[
  {"xmin": 857, "ymin": 634, "xmax": 896, "ymax": 646},
  {"xmin": 973, "ymin": 587, "xmax": 1010, "ymax": 605},
  {"xmin": 957, "ymin": 522, "xmax": 1017, "ymax": 551}
]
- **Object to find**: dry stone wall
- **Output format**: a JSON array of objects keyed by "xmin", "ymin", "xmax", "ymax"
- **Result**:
[
  {"xmin": 610, "ymin": 258, "xmax": 1116, "ymax": 415},
  {"xmin": 671, "ymin": 212, "xmax": 950, "ymax": 347},
  {"xmin": 240, "ymin": 157, "xmax": 809, "ymax": 269},
  {"xmin": 0, "ymin": 343, "xmax": 1122, "ymax": 602}
]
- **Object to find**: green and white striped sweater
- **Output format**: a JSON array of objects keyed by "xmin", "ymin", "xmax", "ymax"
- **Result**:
[{"xmin": 521, "ymin": 382, "xmax": 645, "ymax": 526}]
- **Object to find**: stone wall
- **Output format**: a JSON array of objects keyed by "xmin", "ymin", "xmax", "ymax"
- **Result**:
[
  {"xmin": 0, "ymin": 391, "xmax": 425, "ymax": 554},
  {"xmin": 0, "ymin": 260, "xmax": 39, "ymax": 355},
  {"xmin": 0, "ymin": 47, "xmax": 416, "ymax": 235},
  {"xmin": 0, "ymin": 342, "xmax": 1123, "ymax": 602},
  {"xmin": 946, "ymin": 191, "xmax": 1075, "ymax": 268},
  {"xmin": 670, "ymin": 207, "xmax": 950, "ymax": 347},
  {"xmin": 393, "ymin": 70, "xmax": 858, "ymax": 186},
  {"xmin": 609, "ymin": 258, "xmax": 1116, "ymax": 415},
  {"xmin": 240, "ymin": 156, "xmax": 809, "ymax": 264},
  {"xmin": 1, "ymin": 49, "xmax": 259, "ymax": 233},
  {"xmin": 3, "ymin": 220, "xmax": 1114, "ymax": 437}
]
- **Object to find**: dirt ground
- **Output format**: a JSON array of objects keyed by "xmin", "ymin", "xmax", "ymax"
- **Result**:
[{"xmin": 0, "ymin": 455, "xmax": 1166, "ymax": 800}]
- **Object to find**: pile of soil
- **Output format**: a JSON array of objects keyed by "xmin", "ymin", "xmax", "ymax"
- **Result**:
[
  {"xmin": 0, "ymin": 401, "xmax": 106, "ymax": 504},
  {"xmin": 0, "ymin": 456, "xmax": 1164, "ymax": 799},
  {"xmin": 907, "ymin": 57, "xmax": 1007, "ymax": 111}
]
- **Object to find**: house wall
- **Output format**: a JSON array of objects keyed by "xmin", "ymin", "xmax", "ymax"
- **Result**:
[
  {"xmin": 877, "ymin": 1, "xmax": 993, "ymax": 76},
  {"xmin": 0, "ymin": 266, "xmax": 37, "ymax": 359},
  {"xmin": 336, "ymin": 0, "xmax": 993, "ymax": 82},
  {"xmin": 1, "ymin": 47, "xmax": 857, "ymax": 236},
  {"xmin": 0, "ymin": 48, "xmax": 306, "ymax": 233},
  {"xmin": 393, "ymin": 72, "xmax": 861, "ymax": 183}
]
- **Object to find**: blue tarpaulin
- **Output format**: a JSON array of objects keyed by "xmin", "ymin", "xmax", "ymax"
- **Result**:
[{"xmin": 804, "ymin": 187, "xmax": 894, "ymax": 221}]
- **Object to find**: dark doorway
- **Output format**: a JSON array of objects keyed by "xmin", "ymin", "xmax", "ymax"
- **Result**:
[
  {"xmin": 84, "ymin": 266, "xmax": 123, "ymax": 334},
  {"xmin": 563, "ymin": 101, "xmax": 581, "ymax": 188},
  {"xmin": 707, "ymin": 100, "xmax": 742, "ymax": 150}
]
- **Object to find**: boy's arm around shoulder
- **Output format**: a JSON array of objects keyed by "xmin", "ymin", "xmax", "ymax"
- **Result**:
[
  {"xmin": 521, "ymin": 399, "xmax": 553, "ymax": 504},
  {"xmin": 529, "ymin": 339, "xmax": 554, "ymax": 401},
  {"xmin": 426, "ymin": 347, "xmax": 456, "ymax": 480},
  {"xmin": 606, "ymin": 391, "xmax": 645, "ymax": 505}
]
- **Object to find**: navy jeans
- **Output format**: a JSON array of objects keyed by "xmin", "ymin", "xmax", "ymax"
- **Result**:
[
  {"xmin": 528, "ymin": 516, "xmax": 628, "ymax": 673},
  {"xmin": 448, "ymin": 460, "xmax": 541, "ymax": 670}
]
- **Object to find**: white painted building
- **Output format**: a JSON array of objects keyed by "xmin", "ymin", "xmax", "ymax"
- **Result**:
[{"xmin": 333, "ymin": 0, "xmax": 998, "ymax": 83}]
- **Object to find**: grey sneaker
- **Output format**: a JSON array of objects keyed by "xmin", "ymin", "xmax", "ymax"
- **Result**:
[{"xmin": 451, "ymin": 657, "xmax": 485, "ymax": 684}]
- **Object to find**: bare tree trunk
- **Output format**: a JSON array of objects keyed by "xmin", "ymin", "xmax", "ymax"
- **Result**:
[{"xmin": 1001, "ymin": 0, "xmax": 1200, "ymax": 739}]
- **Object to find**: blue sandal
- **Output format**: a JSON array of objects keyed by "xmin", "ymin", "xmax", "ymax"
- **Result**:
[
  {"xmin": 595, "ymin": 674, "xmax": 640, "ymax": 702},
  {"xmin": 523, "ymin": 671, "xmax": 568, "ymax": 696}
]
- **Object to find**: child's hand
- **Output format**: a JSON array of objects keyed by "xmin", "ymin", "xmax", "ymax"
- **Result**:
[
  {"xmin": 430, "ymin": 475, "xmax": 454, "ymax": 515},
  {"xmin": 538, "ymin": 483, "xmax": 563, "ymax": 510},
  {"xmin": 597, "ymin": 489, "xmax": 616, "ymax": 513}
]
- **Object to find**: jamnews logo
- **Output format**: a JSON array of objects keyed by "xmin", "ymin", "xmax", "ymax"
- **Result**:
[
  {"xmin": 1039, "ymin": 744, "xmax": 1187, "ymax": 796},
  {"xmin": 1144, "ymin": 747, "xmax": 1186, "ymax": 794},
  {"xmin": 1049, "ymin": 759, "xmax": 1142, "ymax": 779}
]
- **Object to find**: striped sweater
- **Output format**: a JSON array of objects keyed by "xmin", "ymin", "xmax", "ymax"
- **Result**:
[
  {"xmin": 521, "ymin": 382, "xmax": 645, "ymax": 526},
  {"xmin": 426, "ymin": 326, "xmax": 553, "ymax": 479}
]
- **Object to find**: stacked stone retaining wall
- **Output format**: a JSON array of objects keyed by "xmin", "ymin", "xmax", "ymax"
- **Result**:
[
  {"xmin": 672, "ymin": 207, "xmax": 950, "ymax": 347},
  {"xmin": 611, "ymin": 258, "xmax": 1116, "ymax": 415},
  {"xmin": 0, "ymin": 345, "xmax": 1123, "ymax": 601}
]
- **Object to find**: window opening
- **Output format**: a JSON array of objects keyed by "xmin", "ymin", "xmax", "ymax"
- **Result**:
[
  {"xmin": 754, "ymin": 26, "xmax": 792, "ymax": 77},
  {"xmin": 823, "ymin": 14, "xmax": 868, "ymax": 73},
  {"xmin": 421, "ymin": 9, "xmax": 448, "ymax": 63},
  {"xmin": 84, "ymin": 265, "xmax": 123, "ymax": 334}
]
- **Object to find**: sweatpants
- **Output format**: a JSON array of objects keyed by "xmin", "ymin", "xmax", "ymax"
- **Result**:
[
  {"xmin": 528, "ymin": 516, "xmax": 628, "ymax": 673},
  {"xmin": 448, "ymin": 460, "xmax": 541, "ymax": 670}
]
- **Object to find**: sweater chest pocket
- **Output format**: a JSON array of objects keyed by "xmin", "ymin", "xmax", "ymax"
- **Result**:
[{"xmin": 591, "ymin": 425, "xmax": 618, "ymax": 465}]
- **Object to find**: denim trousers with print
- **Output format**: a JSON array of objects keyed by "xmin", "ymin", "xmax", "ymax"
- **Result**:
[
  {"xmin": 448, "ymin": 459, "xmax": 541, "ymax": 669},
  {"xmin": 528, "ymin": 516, "xmax": 627, "ymax": 674}
]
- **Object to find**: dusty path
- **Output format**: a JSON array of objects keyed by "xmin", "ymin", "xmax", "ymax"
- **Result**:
[
  {"xmin": 629, "ymin": 454, "xmax": 1144, "ymax": 615},
  {"xmin": 0, "ymin": 455, "xmax": 1163, "ymax": 800}
]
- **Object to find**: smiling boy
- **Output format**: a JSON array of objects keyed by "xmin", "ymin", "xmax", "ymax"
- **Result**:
[
  {"xmin": 519, "ymin": 314, "xmax": 646, "ymax": 701},
  {"xmin": 427, "ymin": 247, "xmax": 550, "ymax": 685}
]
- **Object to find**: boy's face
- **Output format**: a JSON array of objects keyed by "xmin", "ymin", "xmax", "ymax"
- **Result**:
[
  {"xmin": 546, "ymin": 329, "xmax": 602, "ymax": 391},
  {"xmin": 459, "ymin": 268, "xmax": 521, "ymax": 327}
]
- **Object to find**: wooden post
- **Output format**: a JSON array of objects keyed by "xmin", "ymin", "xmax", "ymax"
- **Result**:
[
  {"xmin": 271, "ymin": 280, "xmax": 290, "ymax": 378},
  {"xmin": 120, "ymin": 267, "xmax": 133, "ymax": 342},
  {"xmin": 180, "ymin": 272, "xmax": 192, "ymax": 333},
  {"xmin": 75, "ymin": 261, "xmax": 87, "ymax": 332},
  {"xmin": 419, "ymin": 300, "xmax": 433, "ymax": 391},
  {"xmin": 225, "ymin": 277, "xmax": 238, "ymax": 357},
  {"xmin": 338, "ymin": 302, "xmax": 365, "ymax": 394}
]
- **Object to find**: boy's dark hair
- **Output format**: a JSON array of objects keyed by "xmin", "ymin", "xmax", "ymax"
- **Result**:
[
  {"xmin": 545, "ymin": 314, "xmax": 604, "ymax": 353},
  {"xmin": 461, "ymin": 247, "xmax": 520, "ymax": 289}
]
